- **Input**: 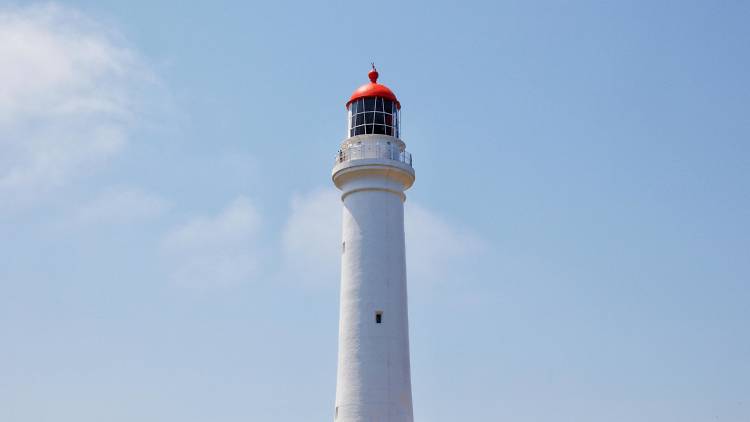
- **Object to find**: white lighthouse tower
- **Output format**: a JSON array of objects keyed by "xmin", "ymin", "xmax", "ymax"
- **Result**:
[{"xmin": 332, "ymin": 66, "xmax": 415, "ymax": 422}]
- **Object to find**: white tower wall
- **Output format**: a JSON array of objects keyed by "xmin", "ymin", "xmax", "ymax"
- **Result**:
[{"xmin": 333, "ymin": 134, "xmax": 415, "ymax": 422}]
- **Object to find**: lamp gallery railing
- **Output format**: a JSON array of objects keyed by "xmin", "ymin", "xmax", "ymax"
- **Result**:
[{"xmin": 334, "ymin": 143, "xmax": 412, "ymax": 167}]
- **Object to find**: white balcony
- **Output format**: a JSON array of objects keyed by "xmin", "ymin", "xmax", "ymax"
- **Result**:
[{"xmin": 334, "ymin": 142, "xmax": 412, "ymax": 167}]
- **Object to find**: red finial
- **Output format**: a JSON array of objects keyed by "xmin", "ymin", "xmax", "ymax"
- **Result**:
[{"xmin": 368, "ymin": 63, "xmax": 379, "ymax": 83}]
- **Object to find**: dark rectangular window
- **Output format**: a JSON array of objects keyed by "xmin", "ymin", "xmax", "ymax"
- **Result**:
[{"xmin": 375, "ymin": 311, "xmax": 383, "ymax": 324}]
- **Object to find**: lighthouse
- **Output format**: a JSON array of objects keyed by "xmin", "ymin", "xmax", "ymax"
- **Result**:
[{"xmin": 332, "ymin": 66, "xmax": 415, "ymax": 422}]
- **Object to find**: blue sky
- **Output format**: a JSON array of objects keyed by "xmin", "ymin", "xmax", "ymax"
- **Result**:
[{"xmin": 1, "ymin": 1, "xmax": 748, "ymax": 421}]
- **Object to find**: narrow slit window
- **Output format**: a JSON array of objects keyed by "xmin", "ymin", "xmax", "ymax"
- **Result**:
[{"xmin": 375, "ymin": 311, "xmax": 383, "ymax": 324}]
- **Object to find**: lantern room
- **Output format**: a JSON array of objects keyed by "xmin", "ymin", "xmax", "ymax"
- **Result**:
[{"xmin": 346, "ymin": 65, "xmax": 401, "ymax": 138}]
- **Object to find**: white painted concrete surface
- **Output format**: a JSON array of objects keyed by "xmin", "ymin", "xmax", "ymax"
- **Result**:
[{"xmin": 332, "ymin": 134, "xmax": 416, "ymax": 422}]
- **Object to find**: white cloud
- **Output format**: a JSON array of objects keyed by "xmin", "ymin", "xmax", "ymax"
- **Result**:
[
  {"xmin": 161, "ymin": 197, "xmax": 262, "ymax": 288},
  {"xmin": 159, "ymin": 188, "xmax": 485, "ymax": 290},
  {"xmin": 281, "ymin": 187, "xmax": 485, "ymax": 288},
  {"xmin": 404, "ymin": 202, "xmax": 485, "ymax": 285},
  {"xmin": 76, "ymin": 187, "xmax": 169, "ymax": 224},
  {"xmin": 0, "ymin": 4, "xmax": 155, "ymax": 207},
  {"xmin": 281, "ymin": 188, "xmax": 341, "ymax": 286}
]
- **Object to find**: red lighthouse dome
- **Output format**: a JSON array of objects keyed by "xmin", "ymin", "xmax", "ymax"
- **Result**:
[
  {"xmin": 346, "ymin": 65, "xmax": 401, "ymax": 138},
  {"xmin": 347, "ymin": 65, "xmax": 401, "ymax": 109}
]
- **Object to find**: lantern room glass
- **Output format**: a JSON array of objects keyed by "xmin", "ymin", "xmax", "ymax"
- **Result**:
[{"xmin": 347, "ymin": 97, "xmax": 400, "ymax": 138}]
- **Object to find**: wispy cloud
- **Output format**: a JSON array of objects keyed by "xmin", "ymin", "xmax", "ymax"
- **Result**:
[
  {"xmin": 161, "ymin": 197, "xmax": 263, "ymax": 288},
  {"xmin": 404, "ymin": 202, "xmax": 486, "ymax": 286},
  {"xmin": 0, "ymin": 4, "xmax": 156, "ymax": 208},
  {"xmin": 76, "ymin": 187, "xmax": 169, "ymax": 224},
  {"xmin": 281, "ymin": 188, "xmax": 485, "ymax": 288},
  {"xmin": 281, "ymin": 188, "xmax": 341, "ymax": 287}
]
